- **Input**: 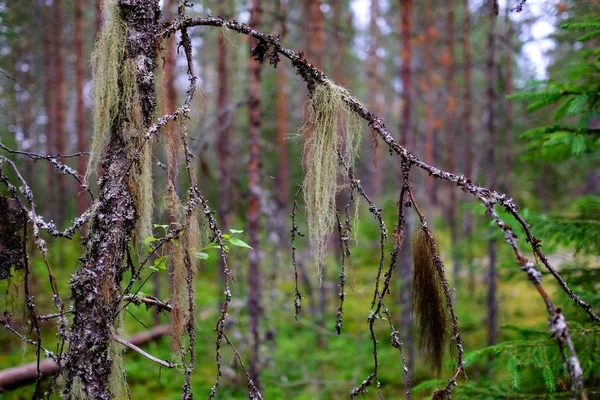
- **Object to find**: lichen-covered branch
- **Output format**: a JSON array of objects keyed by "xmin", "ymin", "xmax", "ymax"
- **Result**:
[{"xmin": 161, "ymin": 16, "xmax": 599, "ymax": 328}]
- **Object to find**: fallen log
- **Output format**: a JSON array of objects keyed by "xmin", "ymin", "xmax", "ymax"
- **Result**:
[{"xmin": 0, "ymin": 324, "xmax": 170, "ymax": 392}]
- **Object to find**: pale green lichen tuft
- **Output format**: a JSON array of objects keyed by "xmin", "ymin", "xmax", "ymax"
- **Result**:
[
  {"xmin": 121, "ymin": 59, "xmax": 154, "ymax": 249},
  {"xmin": 108, "ymin": 313, "xmax": 128, "ymax": 399},
  {"xmin": 88, "ymin": 1, "xmax": 153, "ymax": 252},
  {"xmin": 86, "ymin": 0, "xmax": 126, "ymax": 185},
  {"xmin": 302, "ymin": 81, "xmax": 362, "ymax": 276}
]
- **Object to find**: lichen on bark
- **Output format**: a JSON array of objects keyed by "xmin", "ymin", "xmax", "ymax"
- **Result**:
[{"xmin": 63, "ymin": 1, "xmax": 160, "ymax": 399}]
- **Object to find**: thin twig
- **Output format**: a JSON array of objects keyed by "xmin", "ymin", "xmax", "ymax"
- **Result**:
[
  {"xmin": 113, "ymin": 336, "xmax": 176, "ymax": 368},
  {"xmin": 290, "ymin": 186, "xmax": 304, "ymax": 320},
  {"xmin": 0, "ymin": 143, "xmax": 93, "ymax": 200}
]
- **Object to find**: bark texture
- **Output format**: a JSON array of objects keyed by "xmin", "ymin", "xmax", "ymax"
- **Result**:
[
  {"xmin": 53, "ymin": 0, "xmax": 67, "ymax": 228},
  {"xmin": 398, "ymin": 0, "xmax": 414, "ymax": 375},
  {"xmin": 75, "ymin": 0, "xmax": 87, "ymax": 216},
  {"xmin": 216, "ymin": 5, "xmax": 231, "ymax": 283},
  {"xmin": 485, "ymin": 1, "xmax": 498, "ymax": 350},
  {"xmin": 247, "ymin": 0, "xmax": 263, "ymax": 390},
  {"xmin": 460, "ymin": 0, "xmax": 475, "ymax": 294},
  {"xmin": 64, "ymin": 1, "xmax": 159, "ymax": 398},
  {"xmin": 443, "ymin": 0, "xmax": 460, "ymax": 287},
  {"xmin": 42, "ymin": 1, "xmax": 55, "ymax": 216}
]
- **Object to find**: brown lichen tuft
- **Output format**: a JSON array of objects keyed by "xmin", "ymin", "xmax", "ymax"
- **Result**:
[
  {"xmin": 412, "ymin": 227, "xmax": 448, "ymax": 376},
  {"xmin": 162, "ymin": 181, "xmax": 204, "ymax": 362}
]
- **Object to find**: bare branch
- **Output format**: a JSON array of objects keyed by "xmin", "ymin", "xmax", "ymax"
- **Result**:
[
  {"xmin": 159, "ymin": 16, "xmax": 600, "ymax": 327},
  {"xmin": 113, "ymin": 336, "xmax": 176, "ymax": 369}
]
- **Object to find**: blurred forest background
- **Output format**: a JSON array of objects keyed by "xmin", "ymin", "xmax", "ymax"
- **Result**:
[{"xmin": 0, "ymin": 0, "xmax": 599, "ymax": 398}]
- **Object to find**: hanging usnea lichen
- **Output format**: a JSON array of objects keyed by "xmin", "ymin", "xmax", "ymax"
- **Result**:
[
  {"xmin": 163, "ymin": 179, "xmax": 205, "ymax": 362},
  {"xmin": 86, "ymin": 0, "xmax": 126, "ymax": 185},
  {"xmin": 108, "ymin": 313, "xmax": 128, "ymax": 399},
  {"xmin": 87, "ymin": 0, "xmax": 153, "ymax": 249},
  {"xmin": 122, "ymin": 58, "xmax": 153, "ymax": 247},
  {"xmin": 412, "ymin": 227, "xmax": 449, "ymax": 376},
  {"xmin": 303, "ymin": 81, "xmax": 362, "ymax": 275}
]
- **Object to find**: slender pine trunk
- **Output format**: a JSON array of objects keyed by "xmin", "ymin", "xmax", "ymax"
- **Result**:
[
  {"xmin": 75, "ymin": 0, "xmax": 87, "ymax": 217},
  {"xmin": 398, "ymin": 0, "xmax": 414, "ymax": 375},
  {"xmin": 248, "ymin": 0, "xmax": 263, "ymax": 390},
  {"xmin": 485, "ymin": 1, "xmax": 498, "ymax": 353}
]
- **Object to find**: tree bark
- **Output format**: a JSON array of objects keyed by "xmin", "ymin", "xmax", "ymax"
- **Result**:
[
  {"xmin": 443, "ymin": 0, "xmax": 460, "ymax": 288},
  {"xmin": 64, "ymin": 2, "xmax": 160, "ymax": 398},
  {"xmin": 42, "ymin": 0, "xmax": 55, "ymax": 218},
  {"xmin": 367, "ymin": 0, "xmax": 382, "ymax": 198},
  {"xmin": 96, "ymin": 0, "xmax": 104, "ymax": 37},
  {"xmin": 422, "ymin": 2, "xmax": 437, "ymax": 206},
  {"xmin": 216, "ymin": 5, "xmax": 232, "ymax": 285},
  {"xmin": 53, "ymin": 0, "xmax": 67, "ymax": 229},
  {"xmin": 398, "ymin": 0, "xmax": 414, "ymax": 375},
  {"xmin": 502, "ymin": 4, "xmax": 514, "ymax": 194},
  {"xmin": 247, "ymin": 0, "xmax": 263, "ymax": 390},
  {"xmin": 460, "ymin": 0, "xmax": 476, "ymax": 295},
  {"xmin": 485, "ymin": 0, "xmax": 498, "ymax": 352},
  {"xmin": 163, "ymin": 0, "xmax": 178, "ymax": 185},
  {"xmin": 75, "ymin": 0, "xmax": 87, "ymax": 217}
]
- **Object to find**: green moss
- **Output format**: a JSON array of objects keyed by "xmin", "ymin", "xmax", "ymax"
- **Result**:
[{"xmin": 302, "ymin": 81, "xmax": 362, "ymax": 276}]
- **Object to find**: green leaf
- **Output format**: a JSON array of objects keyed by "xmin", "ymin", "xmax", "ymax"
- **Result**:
[
  {"xmin": 221, "ymin": 234, "xmax": 231, "ymax": 239},
  {"xmin": 153, "ymin": 224, "xmax": 169, "ymax": 229},
  {"xmin": 196, "ymin": 252, "xmax": 209, "ymax": 260},
  {"xmin": 228, "ymin": 237, "xmax": 253, "ymax": 249},
  {"xmin": 144, "ymin": 236, "xmax": 159, "ymax": 252},
  {"xmin": 229, "ymin": 229, "xmax": 244, "ymax": 234},
  {"xmin": 153, "ymin": 255, "xmax": 169, "ymax": 272}
]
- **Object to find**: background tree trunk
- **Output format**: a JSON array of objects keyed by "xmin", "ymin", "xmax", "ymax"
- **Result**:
[
  {"xmin": 422, "ymin": 2, "xmax": 437, "ymax": 207},
  {"xmin": 42, "ymin": 1, "xmax": 55, "ymax": 218},
  {"xmin": 460, "ymin": 0, "xmax": 476, "ymax": 296},
  {"xmin": 502, "ymin": 4, "xmax": 514, "ymax": 194},
  {"xmin": 486, "ymin": 0, "xmax": 498, "ymax": 354},
  {"xmin": 443, "ymin": 0, "xmax": 460, "ymax": 288},
  {"xmin": 247, "ymin": 0, "xmax": 263, "ymax": 390},
  {"xmin": 368, "ymin": 0, "xmax": 382, "ymax": 198},
  {"xmin": 398, "ymin": 0, "xmax": 414, "ymax": 375},
  {"xmin": 75, "ymin": 0, "xmax": 87, "ymax": 217},
  {"xmin": 216, "ymin": 5, "xmax": 232, "ymax": 285},
  {"xmin": 53, "ymin": 0, "xmax": 67, "ymax": 230}
]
